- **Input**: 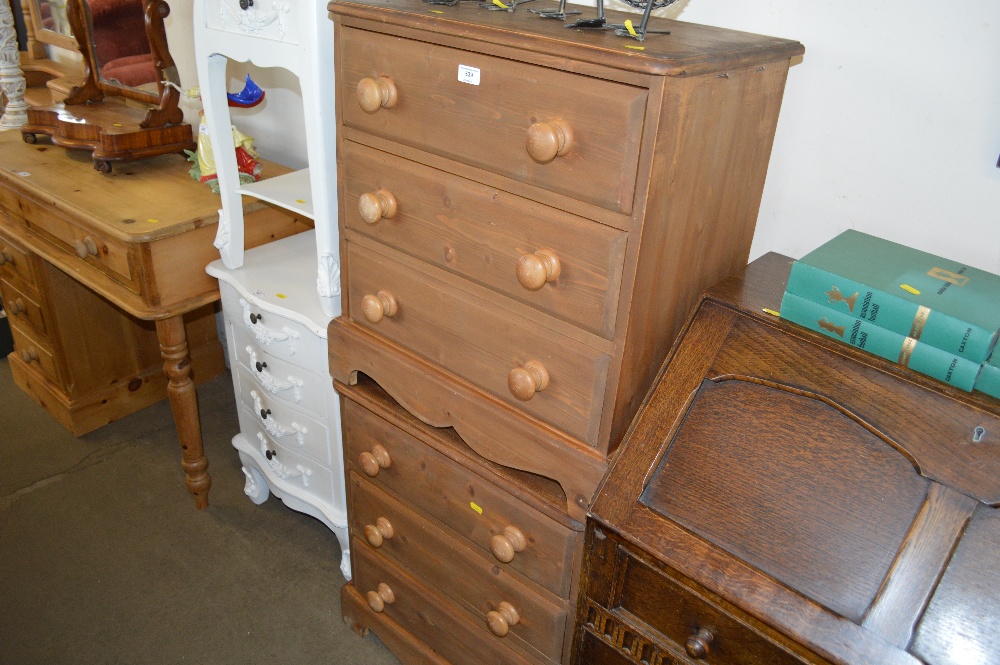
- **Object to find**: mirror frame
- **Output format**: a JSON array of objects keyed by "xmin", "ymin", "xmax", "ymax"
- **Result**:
[
  {"xmin": 63, "ymin": 0, "xmax": 183, "ymax": 128},
  {"xmin": 21, "ymin": 0, "xmax": 78, "ymax": 54}
]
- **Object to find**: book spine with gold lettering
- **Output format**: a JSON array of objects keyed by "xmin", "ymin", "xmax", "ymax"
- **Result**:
[
  {"xmin": 779, "ymin": 291, "xmax": 981, "ymax": 391},
  {"xmin": 786, "ymin": 261, "xmax": 997, "ymax": 364},
  {"xmin": 975, "ymin": 352, "xmax": 1000, "ymax": 400}
]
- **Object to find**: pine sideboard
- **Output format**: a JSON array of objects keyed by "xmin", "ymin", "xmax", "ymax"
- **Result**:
[
  {"xmin": 326, "ymin": 2, "xmax": 803, "ymax": 663},
  {"xmin": 581, "ymin": 253, "xmax": 1000, "ymax": 665}
]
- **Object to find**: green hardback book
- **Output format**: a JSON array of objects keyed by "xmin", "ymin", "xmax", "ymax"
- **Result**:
[
  {"xmin": 785, "ymin": 230, "xmax": 1000, "ymax": 364},
  {"xmin": 976, "ymin": 352, "xmax": 1000, "ymax": 400},
  {"xmin": 779, "ymin": 291, "xmax": 981, "ymax": 391}
]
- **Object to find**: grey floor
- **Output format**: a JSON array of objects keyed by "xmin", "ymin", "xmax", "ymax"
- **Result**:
[{"xmin": 0, "ymin": 356, "xmax": 400, "ymax": 665}]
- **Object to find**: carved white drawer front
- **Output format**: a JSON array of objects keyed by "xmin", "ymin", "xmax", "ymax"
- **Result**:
[
  {"xmin": 219, "ymin": 282, "xmax": 327, "ymax": 367},
  {"xmin": 202, "ymin": 0, "xmax": 298, "ymax": 44},
  {"xmin": 230, "ymin": 323, "xmax": 329, "ymax": 418},
  {"xmin": 236, "ymin": 365, "xmax": 331, "ymax": 467},
  {"xmin": 240, "ymin": 413, "xmax": 337, "ymax": 501}
]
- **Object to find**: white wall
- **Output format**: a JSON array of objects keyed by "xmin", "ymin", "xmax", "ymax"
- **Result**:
[{"xmin": 166, "ymin": 0, "xmax": 1000, "ymax": 272}]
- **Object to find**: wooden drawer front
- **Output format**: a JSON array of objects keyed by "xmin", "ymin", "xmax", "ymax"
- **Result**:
[
  {"xmin": 236, "ymin": 365, "xmax": 331, "ymax": 468},
  {"xmin": 348, "ymin": 244, "xmax": 609, "ymax": 446},
  {"xmin": 339, "ymin": 27, "xmax": 647, "ymax": 215},
  {"xmin": 342, "ymin": 141, "xmax": 627, "ymax": 339},
  {"xmin": 220, "ymin": 283, "xmax": 328, "ymax": 369},
  {"xmin": 230, "ymin": 322, "xmax": 329, "ymax": 419},
  {"xmin": 0, "ymin": 230, "xmax": 37, "ymax": 290},
  {"xmin": 202, "ymin": 0, "xmax": 299, "ymax": 44},
  {"xmin": 344, "ymin": 399, "xmax": 577, "ymax": 598},
  {"xmin": 238, "ymin": 406, "xmax": 338, "ymax": 501},
  {"xmin": 352, "ymin": 539, "xmax": 537, "ymax": 665},
  {"xmin": 351, "ymin": 473, "xmax": 568, "ymax": 663},
  {"xmin": 613, "ymin": 548, "xmax": 806, "ymax": 665},
  {"xmin": 9, "ymin": 322, "xmax": 60, "ymax": 385},
  {"xmin": 1, "ymin": 279, "xmax": 47, "ymax": 337}
]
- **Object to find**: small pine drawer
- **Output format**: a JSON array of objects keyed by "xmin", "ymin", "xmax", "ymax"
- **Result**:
[
  {"xmin": 201, "ymin": 0, "xmax": 299, "ymax": 44},
  {"xmin": 351, "ymin": 473, "xmax": 569, "ymax": 663},
  {"xmin": 230, "ymin": 322, "xmax": 329, "ymax": 418},
  {"xmin": 0, "ymin": 279, "xmax": 46, "ymax": 338},
  {"xmin": 236, "ymin": 364, "xmax": 331, "ymax": 468},
  {"xmin": 0, "ymin": 231, "xmax": 37, "ymax": 291},
  {"xmin": 343, "ymin": 397, "xmax": 577, "ymax": 598},
  {"xmin": 8, "ymin": 322, "xmax": 59, "ymax": 384}
]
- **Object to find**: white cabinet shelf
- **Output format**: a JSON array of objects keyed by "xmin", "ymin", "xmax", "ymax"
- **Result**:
[{"xmin": 237, "ymin": 168, "xmax": 315, "ymax": 219}]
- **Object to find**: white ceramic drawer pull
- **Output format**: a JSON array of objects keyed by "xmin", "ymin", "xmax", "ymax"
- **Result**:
[
  {"xmin": 486, "ymin": 601, "xmax": 520, "ymax": 638},
  {"xmin": 363, "ymin": 516, "xmax": 395, "ymax": 548},
  {"xmin": 507, "ymin": 360, "xmax": 549, "ymax": 401},
  {"xmin": 73, "ymin": 236, "xmax": 98, "ymax": 259},
  {"xmin": 357, "ymin": 76, "xmax": 398, "ymax": 113},
  {"xmin": 358, "ymin": 188, "xmax": 397, "ymax": 225},
  {"xmin": 359, "ymin": 443, "xmax": 392, "ymax": 477},
  {"xmin": 361, "ymin": 290, "xmax": 398, "ymax": 324},
  {"xmin": 685, "ymin": 627, "xmax": 714, "ymax": 660},
  {"xmin": 489, "ymin": 525, "xmax": 527, "ymax": 563},
  {"xmin": 526, "ymin": 119, "xmax": 573, "ymax": 164},
  {"xmin": 0, "ymin": 248, "xmax": 14, "ymax": 265},
  {"xmin": 516, "ymin": 249, "xmax": 561, "ymax": 290},
  {"xmin": 20, "ymin": 348, "xmax": 39, "ymax": 363},
  {"xmin": 366, "ymin": 582, "xmax": 396, "ymax": 613}
]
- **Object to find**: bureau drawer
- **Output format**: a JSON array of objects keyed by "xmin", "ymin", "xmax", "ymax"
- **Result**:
[
  {"xmin": 237, "ymin": 406, "xmax": 338, "ymax": 502},
  {"xmin": 344, "ymin": 398, "xmax": 578, "ymax": 598},
  {"xmin": 236, "ymin": 365, "xmax": 332, "ymax": 468},
  {"xmin": 0, "ymin": 230, "xmax": 37, "ymax": 290},
  {"xmin": 230, "ymin": 322, "xmax": 330, "ymax": 419},
  {"xmin": 9, "ymin": 321, "xmax": 60, "ymax": 385},
  {"xmin": 202, "ymin": 0, "xmax": 299, "ymax": 44},
  {"xmin": 220, "ymin": 282, "xmax": 328, "ymax": 369},
  {"xmin": 1, "ymin": 278, "xmax": 47, "ymax": 337},
  {"xmin": 339, "ymin": 27, "xmax": 647, "ymax": 215},
  {"xmin": 342, "ymin": 141, "xmax": 627, "ymax": 339},
  {"xmin": 347, "ymin": 243, "xmax": 609, "ymax": 446},
  {"xmin": 351, "ymin": 473, "xmax": 568, "ymax": 663},
  {"xmin": 352, "ymin": 539, "xmax": 538, "ymax": 665}
]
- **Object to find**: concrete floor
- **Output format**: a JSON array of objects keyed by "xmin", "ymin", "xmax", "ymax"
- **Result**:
[{"xmin": 0, "ymin": 358, "xmax": 400, "ymax": 665}]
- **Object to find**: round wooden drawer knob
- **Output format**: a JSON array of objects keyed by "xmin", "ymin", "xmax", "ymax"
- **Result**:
[
  {"xmin": 9, "ymin": 298, "xmax": 25, "ymax": 315},
  {"xmin": 366, "ymin": 582, "xmax": 396, "ymax": 613},
  {"xmin": 0, "ymin": 248, "xmax": 14, "ymax": 265},
  {"xmin": 516, "ymin": 249, "xmax": 561, "ymax": 291},
  {"xmin": 508, "ymin": 360, "xmax": 549, "ymax": 401},
  {"xmin": 486, "ymin": 601, "xmax": 520, "ymax": 638},
  {"xmin": 489, "ymin": 525, "xmax": 527, "ymax": 563},
  {"xmin": 363, "ymin": 516, "xmax": 395, "ymax": 548},
  {"xmin": 358, "ymin": 189, "xmax": 398, "ymax": 224},
  {"xmin": 73, "ymin": 236, "xmax": 98, "ymax": 259},
  {"xmin": 359, "ymin": 444, "xmax": 392, "ymax": 477},
  {"xmin": 685, "ymin": 627, "xmax": 714, "ymax": 660},
  {"xmin": 526, "ymin": 119, "xmax": 573, "ymax": 164},
  {"xmin": 357, "ymin": 76, "xmax": 398, "ymax": 113},
  {"xmin": 361, "ymin": 290, "xmax": 398, "ymax": 324},
  {"xmin": 20, "ymin": 348, "xmax": 39, "ymax": 363}
]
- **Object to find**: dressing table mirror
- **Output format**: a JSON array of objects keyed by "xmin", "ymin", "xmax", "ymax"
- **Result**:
[{"xmin": 20, "ymin": 0, "xmax": 194, "ymax": 172}]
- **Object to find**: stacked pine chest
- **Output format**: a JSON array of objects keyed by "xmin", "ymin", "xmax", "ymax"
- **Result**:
[{"xmin": 327, "ymin": 1, "xmax": 803, "ymax": 662}]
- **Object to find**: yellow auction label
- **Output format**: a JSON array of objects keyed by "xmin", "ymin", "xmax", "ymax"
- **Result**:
[
  {"xmin": 762, "ymin": 308, "xmax": 780, "ymax": 317},
  {"xmin": 900, "ymin": 284, "xmax": 921, "ymax": 295},
  {"xmin": 493, "ymin": 0, "xmax": 509, "ymax": 7},
  {"xmin": 470, "ymin": 501, "xmax": 483, "ymax": 515},
  {"xmin": 625, "ymin": 19, "xmax": 638, "ymax": 36},
  {"xmin": 276, "ymin": 293, "xmax": 287, "ymax": 299},
  {"xmin": 625, "ymin": 45, "xmax": 645, "ymax": 50}
]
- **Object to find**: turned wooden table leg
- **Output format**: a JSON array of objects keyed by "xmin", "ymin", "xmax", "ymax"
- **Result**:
[{"xmin": 156, "ymin": 314, "xmax": 211, "ymax": 509}]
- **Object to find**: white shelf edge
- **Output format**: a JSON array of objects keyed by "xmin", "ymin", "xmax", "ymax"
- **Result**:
[{"xmin": 237, "ymin": 168, "xmax": 314, "ymax": 219}]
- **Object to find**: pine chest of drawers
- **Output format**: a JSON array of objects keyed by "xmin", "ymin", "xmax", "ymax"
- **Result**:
[
  {"xmin": 580, "ymin": 254, "xmax": 1000, "ymax": 665},
  {"xmin": 327, "ymin": 2, "xmax": 803, "ymax": 663}
]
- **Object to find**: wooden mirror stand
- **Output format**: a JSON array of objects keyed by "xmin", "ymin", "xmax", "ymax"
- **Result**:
[{"xmin": 20, "ymin": 0, "xmax": 194, "ymax": 172}]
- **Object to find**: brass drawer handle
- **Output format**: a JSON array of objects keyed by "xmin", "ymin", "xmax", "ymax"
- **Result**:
[
  {"xmin": 363, "ymin": 516, "xmax": 395, "ymax": 548},
  {"xmin": 526, "ymin": 119, "xmax": 573, "ymax": 163},
  {"xmin": 359, "ymin": 444, "xmax": 392, "ymax": 478},
  {"xmin": 361, "ymin": 290, "xmax": 398, "ymax": 324},
  {"xmin": 489, "ymin": 525, "xmax": 526, "ymax": 563},
  {"xmin": 366, "ymin": 582, "xmax": 396, "ymax": 613},
  {"xmin": 486, "ymin": 601, "xmax": 520, "ymax": 638},
  {"xmin": 359, "ymin": 188, "xmax": 397, "ymax": 225},
  {"xmin": 0, "ymin": 248, "xmax": 14, "ymax": 266},
  {"xmin": 357, "ymin": 76, "xmax": 398, "ymax": 113},
  {"xmin": 21, "ymin": 348, "xmax": 39, "ymax": 364},
  {"xmin": 516, "ymin": 249, "xmax": 561, "ymax": 291},
  {"xmin": 508, "ymin": 360, "xmax": 549, "ymax": 401},
  {"xmin": 73, "ymin": 236, "xmax": 98, "ymax": 259},
  {"xmin": 685, "ymin": 627, "xmax": 714, "ymax": 660}
]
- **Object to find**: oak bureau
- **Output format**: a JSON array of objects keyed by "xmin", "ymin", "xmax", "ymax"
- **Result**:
[{"xmin": 326, "ymin": 2, "xmax": 803, "ymax": 663}]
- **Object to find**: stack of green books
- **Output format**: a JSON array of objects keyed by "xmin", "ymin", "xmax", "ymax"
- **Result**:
[
  {"xmin": 979, "ymin": 351, "xmax": 1000, "ymax": 399},
  {"xmin": 778, "ymin": 230, "xmax": 1000, "ymax": 394}
]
